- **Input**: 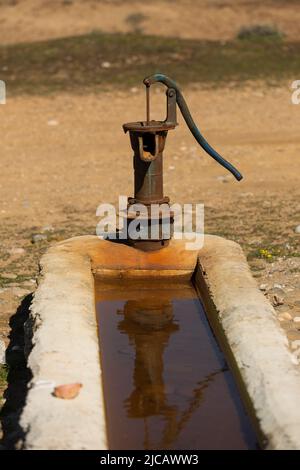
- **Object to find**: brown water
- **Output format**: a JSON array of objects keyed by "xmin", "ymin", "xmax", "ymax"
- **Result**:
[{"xmin": 95, "ymin": 281, "xmax": 258, "ymax": 450}]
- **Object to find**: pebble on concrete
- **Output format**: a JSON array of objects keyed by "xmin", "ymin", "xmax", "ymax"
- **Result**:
[{"xmin": 53, "ymin": 383, "xmax": 83, "ymax": 400}]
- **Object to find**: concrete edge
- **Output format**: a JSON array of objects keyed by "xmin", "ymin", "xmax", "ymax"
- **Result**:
[
  {"xmin": 19, "ymin": 234, "xmax": 300, "ymax": 450},
  {"xmin": 20, "ymin": 235, "xmax": 199, "ymax": 450},
  {"xmin": 195, "ymin": 236, "xmax": 300, "ymax": 450},
  {"xmin": 20, "ymin": 244, "xmax": 108, "ymax": 450}
]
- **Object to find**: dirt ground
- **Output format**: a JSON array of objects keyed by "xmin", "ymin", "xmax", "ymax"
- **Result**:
[
  {"xmin": 0, "ymin": 0, "xmax": 300, "ymax": 441},
  {"xmin": 1, "ymin": 0, "xmax": 300, "ymax": 44}
]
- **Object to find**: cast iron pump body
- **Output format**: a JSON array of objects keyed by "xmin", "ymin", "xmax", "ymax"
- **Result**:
[{"xmin": 122, "ymin": 74, "xmax": 242, "ymax": 251}]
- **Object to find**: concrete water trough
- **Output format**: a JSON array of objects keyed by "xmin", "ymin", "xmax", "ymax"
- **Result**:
[
  {"xmin": 18, "ymin": 234, "xmax": 300, "ymax": 450},
  {"xmin": 13, "ymin": 74, "xmax": 300, "ymax": 450}
]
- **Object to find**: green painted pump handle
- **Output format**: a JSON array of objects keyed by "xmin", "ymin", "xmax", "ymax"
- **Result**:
[{"xmin": 143, "ymin": 74, "xmax": 243, "ymax": 181}]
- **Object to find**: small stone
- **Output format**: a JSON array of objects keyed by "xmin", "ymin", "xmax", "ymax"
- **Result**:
[
  {"xmin": 101, "ymin": 61, "xmax": 111, "ymax": 68},
  {"xmin": 0, "ymin": 339, "xmax": 6, "ymax": 364},
  {"xmin": 295, "ymin": 225, "xmax": 300, "ymax": 234},
  {"xmin": 168, "ymin": 165, "xmax": 175, "ymax": 170},
  {"xmin": 130, "ymin": 87, "xmax": 138, "ymax": 93},
  {"xmin": 273, "ymin": 283, "xmax": 283, "ymax": 289},
  {"xmin": 53, "ymin": 383, "xmax": 82, "ymax": 399},
  {"xmin": 278, "ymin": 312, "xmax": 292, "ymax": 321},
  {"xmin": 47, "ymin": 119, "xmax": 59, "ymax": 126},
  {"xmin": 8, "ymin": 247, "xmax": 25, "ymax": 256},
  {"xmin": 262, "ymin": 201, "xmax": 271, "ymax": 208},
  {"xmin": 31, "ymin": 233, "xmax": 48, "ymax": 243},
  {"xmin": 259, "ymin": 283, "xmax": 268, "ymax": 291},
  {"xmin": 293, "ymin": 317, "xmax": 300, "ymax": 323}
]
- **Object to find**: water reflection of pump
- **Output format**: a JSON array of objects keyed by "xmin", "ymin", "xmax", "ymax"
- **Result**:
[
  {"xmin": 118, "ymin": 299, "xmax": 179, "ymax": 419},
  {"xmin": 116, "ymin": 296, "xmax": 222, "ymax": 449}
]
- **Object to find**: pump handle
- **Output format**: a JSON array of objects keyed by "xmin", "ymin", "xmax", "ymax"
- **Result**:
[{"xmin": 143, "ymin": 74, "xmax": 243, "ymax": 181}]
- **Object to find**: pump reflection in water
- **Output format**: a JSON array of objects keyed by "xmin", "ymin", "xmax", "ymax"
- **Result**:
[
  {"xmin": 119, "ymin": 299, "xmax": 178, "ymax": 426},
  {"xmin": 96, "ymin": 282, "xmax": 258, "ymax": 450}
]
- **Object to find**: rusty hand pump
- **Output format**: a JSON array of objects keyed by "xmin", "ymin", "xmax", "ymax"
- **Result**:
[{"xmin": 122, "ymin": 74, "xmax": 242, "ymax": 251}]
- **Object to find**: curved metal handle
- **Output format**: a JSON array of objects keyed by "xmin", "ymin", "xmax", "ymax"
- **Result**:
[{"xmin": 143, "ymin": 74, "xmax": 243, "ymax": 181}]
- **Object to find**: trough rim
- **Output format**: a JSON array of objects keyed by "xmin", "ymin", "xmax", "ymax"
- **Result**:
[{"xmin": 19, "ymin": 234, "xmax": 300, "ymax": 450}]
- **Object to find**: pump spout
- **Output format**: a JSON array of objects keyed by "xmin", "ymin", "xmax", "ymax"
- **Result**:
[{"xmin": 143, "ymin": 74, "xmax": 243, "ymax": 181}]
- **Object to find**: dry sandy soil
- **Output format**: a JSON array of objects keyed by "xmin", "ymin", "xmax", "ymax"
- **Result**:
[
  {"xmin": 0, "ymin": 0, "xmax": 300, "ymax": 444},
  {"xmin": 0, "ymin": 0, "xmax": 300, "ymax": 44}
]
